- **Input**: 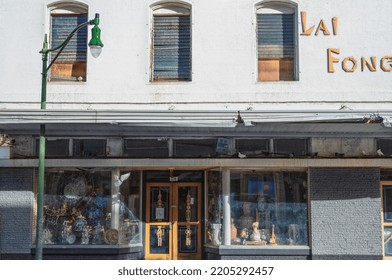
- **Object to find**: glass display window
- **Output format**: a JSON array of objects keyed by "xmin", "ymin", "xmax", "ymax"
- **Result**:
[
  {"xmin": 39, "ymin": 169, "xmax": 141, "ymax": 246},
  {"xmin": 206, "ymin": 170, "xmax": 308, "ymax": 247}
]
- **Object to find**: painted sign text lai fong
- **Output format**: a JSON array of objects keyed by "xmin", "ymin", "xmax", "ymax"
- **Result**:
[{"xmin": 300, "ymin": 11, "xmax": 392, "ymax": 73}]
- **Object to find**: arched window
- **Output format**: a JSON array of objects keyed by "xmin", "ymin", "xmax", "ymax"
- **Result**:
[
  {"xmin": 256, "ymin": 1, "xmax": 298, "ymax": 81},
  {"xmin": 151, "ymin": 2, "xmax": 192, "ymax": 82},
  {"xmin": 48, "ymin": 2, "xmax": 89, "ymax": 82}
]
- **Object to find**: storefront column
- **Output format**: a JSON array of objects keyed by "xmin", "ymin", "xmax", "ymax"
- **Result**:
[
  {"xmin": 222, "ymin": 168, "xmax": 231, "ymax": 245},
  {"xmin": 111, "ymin": 168, "xmax": 120, "ymax": 230}
]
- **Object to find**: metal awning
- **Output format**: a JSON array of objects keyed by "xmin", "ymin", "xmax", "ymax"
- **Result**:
[
  {"xmin": 0, "ymin": 109, "xmax": 391, "ymax": 137},
  {"xmin": 0, "ymin": 109, "xmax": 391, "ymax": 126}
]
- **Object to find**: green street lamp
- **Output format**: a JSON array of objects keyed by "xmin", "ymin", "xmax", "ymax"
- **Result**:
[{"xmin": 36, "ymin": 13, "xmax": 103, "ymax": 260}]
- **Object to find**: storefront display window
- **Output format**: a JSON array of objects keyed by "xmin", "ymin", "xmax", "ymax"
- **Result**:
[
  {"xmin": 39, "ymin": 169, "xmax": 141, "ymax": 246},
  {"xmin": 206, "ymin": 170, "xmax": 308, "ymax": 247},
  {"xmin": 230, "ymin": 171, "xmax": 308, "ymax": 246}
]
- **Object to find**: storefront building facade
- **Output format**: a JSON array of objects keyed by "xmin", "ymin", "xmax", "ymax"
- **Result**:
[
  {"xmin": 0, "ymin": 0, "xmax": 392, "ymax": 260},
  {"xmin": 1, "ymin": 121, "xmax": 391, "ymax": 260}
]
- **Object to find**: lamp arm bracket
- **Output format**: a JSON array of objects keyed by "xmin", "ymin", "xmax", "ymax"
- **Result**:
[{"xmin": 41, "ymin": 20, "xmax": 92, "ymax": 72}]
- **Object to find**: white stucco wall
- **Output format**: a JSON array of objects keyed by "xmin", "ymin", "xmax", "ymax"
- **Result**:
[{"xmin": 0, "ymin": 0, "xmax": 391, "ymax": 111}]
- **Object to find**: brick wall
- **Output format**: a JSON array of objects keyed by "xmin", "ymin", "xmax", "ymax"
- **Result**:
[
  {"xmin": 309, "ymin": 168, "xmax": 382, "ymax": 259},
  {"xmin": 0, "ymin": 168, "xmax": 34, "ymax": 254}
]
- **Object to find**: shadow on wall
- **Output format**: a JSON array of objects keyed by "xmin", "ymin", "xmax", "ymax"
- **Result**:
[{"xmin": 309, "ymin": 168, "xmax": 381, "ymax": 200}]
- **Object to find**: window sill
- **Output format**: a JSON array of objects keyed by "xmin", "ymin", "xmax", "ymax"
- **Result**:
[
  {"xmin": 255, "ymin": 80, "xmax": 300, "ymax": 84},
  {"xmin": 149, "ymin": 81, "xmax": 192, "ymax": 85},
  {"xmin": 204, "ymin": 244, "xmax": 310, "ymax": 256},
  {"xmin": 48, "ymin": 81, "xmax": 87, "ymax": 85}
]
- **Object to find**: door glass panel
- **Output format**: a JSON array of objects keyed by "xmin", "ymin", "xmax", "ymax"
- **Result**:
[
  {"xmin": 383, "ymin": 186, "xmax": 392, "ymax": 222},
  {"xmin": 178, "ymin": 225, "xmax": 198, "ymax": 253},
  {"xmin": 178, "ymin": 186, "xmax": 198, "ymax": 222},
  {"xmin": 149, "ymin": 225, "xmax": 170, "ymax": 254},
  {"xmin": 150, "ymin": 187, "xmax": 169, "ymax": 222},
  {"xmin": 146, "ymin": 182, "xmax": 202, "ymax": 260}
]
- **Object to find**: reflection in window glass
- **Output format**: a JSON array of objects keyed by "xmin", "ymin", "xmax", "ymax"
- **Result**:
[
  {"xmin": 73, "ymin": 139, "xmax": 106, "ymax": 157},
  {"xmin": 377, "ymin": 139, "xmax": 392, "ymax": 157},
  {"xmin": 35, "ymin": 139, "xmax": 69, "ymax": 157},
  {"xmin": 273, "ymin": 139, "xmax": 308, "ymax": 157},
  {"xmin": 206, "ymin": 172, "xmax": 222, "ymax": 245},
  {"xmin": 236, "ymin": 138, "xmax": 270, "ymax": 155},
  {"xmin": 124, "ymin": 139, "xmax": 168, "ymax": 158},
  {"xmin": 174, "ymin": 139, "xmax": 216, "ymax": 157},
  {"xmin": 40, "ymin": 169, "xmax": 140, "ymax": 246},
  {"xmin": 207, "ymin": 172, "xmax": 222, "ymax": 224},
  {"xmin": 385, "ymin": 226, "xmax": 392, "ymax": 256},
  {"xmin": 383, "ymin": 186, "xmax": 392, "ymax": 222},
  {"xmin": 119, "ymin": 171, "xmax": 141, "ymax": 244}
]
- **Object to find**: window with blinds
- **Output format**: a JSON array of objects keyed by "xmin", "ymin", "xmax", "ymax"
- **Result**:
[
  {"xmin": 152, "ymin": 15, "xmax": 191, "ymax": 81},
  {"xmin": 50, "ymin": 13, "xmax": 88, "ymax": 81},
  {"xmin": 257, "ymin": 12, "xmax": 296, "ymax": 81}
]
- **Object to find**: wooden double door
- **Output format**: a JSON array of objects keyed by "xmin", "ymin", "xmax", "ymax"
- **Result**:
[{"xmin": 145, "ymin": 182, "xmax": 202, "ymax": 260}]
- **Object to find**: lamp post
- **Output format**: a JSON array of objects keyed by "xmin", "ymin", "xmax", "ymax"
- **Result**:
[{"xmin": 36, "ymin": 13, "xmax": 103, "ymax": 260}]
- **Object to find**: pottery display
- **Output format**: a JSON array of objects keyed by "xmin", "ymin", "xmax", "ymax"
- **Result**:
[
  {"xmin": 250, "ymin": 221, "xmax": 261, "ymax": 241},
  {"xmin": 210, "ymin": 223, "xmax": 221, "ymax": 245}
]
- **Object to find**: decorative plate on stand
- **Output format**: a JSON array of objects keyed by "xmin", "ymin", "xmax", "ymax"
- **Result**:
[
  {"xmin": 63, "ymin": 177, "xmax": 87, "ymax": 200},
  {"xmin": 104, "ymin": 229, "xmax": 119, "ymax": 245}
]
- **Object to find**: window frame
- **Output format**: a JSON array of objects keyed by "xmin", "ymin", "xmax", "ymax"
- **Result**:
[{"xmin": 255, "ymin": 1, "xmax": 299, "ymax": 82}]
